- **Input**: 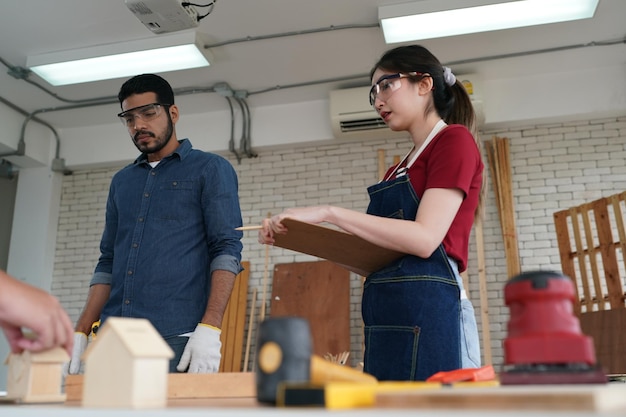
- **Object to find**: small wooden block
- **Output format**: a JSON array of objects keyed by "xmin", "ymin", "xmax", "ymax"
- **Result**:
[
  {"xmin": 63, "ymin": 375, "xmax": 84, "ymax": 402},
  {"xmin": 65, "ymin": 372, "xmax": 255, "ymax": 403},
  {"xmin": 5, "ymin": 348, "xmax": 69, "ymax": 403},
  {"xmin": 168, "ymin": 372, "xmax": 256, "ymax": 399}
]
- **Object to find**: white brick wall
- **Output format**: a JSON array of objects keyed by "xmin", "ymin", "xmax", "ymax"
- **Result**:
[{"xmin": 52, "ymin": 115, "xmax": 626, "ymax": 371}]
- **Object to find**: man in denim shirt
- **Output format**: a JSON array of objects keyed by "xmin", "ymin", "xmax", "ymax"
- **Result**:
[{"xmin": 65, "ymin": 74, "xmax": 243, "ymax": 374}]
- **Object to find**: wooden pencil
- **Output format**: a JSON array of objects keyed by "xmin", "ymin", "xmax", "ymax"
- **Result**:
[{"xmin": 235, "ymin": 225, "xmax": 263, "ymax": 231}]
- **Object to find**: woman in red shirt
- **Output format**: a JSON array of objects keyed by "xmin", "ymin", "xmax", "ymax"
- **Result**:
[{"xmin": 259, "ymin": 45, "xmax": 484, "ymax": 381}]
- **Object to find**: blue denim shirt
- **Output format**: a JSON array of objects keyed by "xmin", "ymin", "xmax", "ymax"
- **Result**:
[{"xmin": 91, "ymin": 139, "xmax": 243, "ymax": 338}]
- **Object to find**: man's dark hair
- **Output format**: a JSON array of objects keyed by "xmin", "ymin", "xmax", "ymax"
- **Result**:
[{"xmin": 117, "ymin": 74, "xmax": 175, "ymax": 107}]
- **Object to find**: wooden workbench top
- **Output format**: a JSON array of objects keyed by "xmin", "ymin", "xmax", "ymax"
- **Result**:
[{"xmin": 5, "ymin": 379, "xmax": 626, "ymax": 416}]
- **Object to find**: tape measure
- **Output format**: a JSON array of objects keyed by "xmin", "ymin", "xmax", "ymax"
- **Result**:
[{"xmin": 91, "ymin": 320, "xmax": 101, "ymax": 340}]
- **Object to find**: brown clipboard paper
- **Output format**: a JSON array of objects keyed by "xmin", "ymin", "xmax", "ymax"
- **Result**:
[{"xmin": 272, "ymin": 218, "xmax": 404, "ymax": 276}]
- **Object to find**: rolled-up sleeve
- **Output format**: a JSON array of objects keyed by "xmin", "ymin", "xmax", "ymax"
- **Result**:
[
  {"xmin": 210, "ymin": 254, "xmax": 243, "ymax": 276},
  {"xmin": 90, "ymin": 271, "xmax": 112, "ymax": 286}
]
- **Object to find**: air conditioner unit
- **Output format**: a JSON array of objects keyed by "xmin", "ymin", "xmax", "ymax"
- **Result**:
[{"xmin": 329, "ymin": 86, "xmax": 406, "ymax": 140}]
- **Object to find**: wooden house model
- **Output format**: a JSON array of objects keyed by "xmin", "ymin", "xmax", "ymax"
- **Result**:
[
  {"xmin": 82, "ymin": 317, "xmax": 173, "ymax": 408},
  {"xmin": 5, "ymin": 347, "xmax": 69, "ymax": 403}
]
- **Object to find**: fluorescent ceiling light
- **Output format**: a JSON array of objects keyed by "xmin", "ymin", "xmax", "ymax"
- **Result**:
[
  {"xmin": 379, "ymin": 0, "xmax": 599, "ymax": 44},
  {"xmin": 27, "ymin": 31, "xmax": 212, "ymax": 86}
]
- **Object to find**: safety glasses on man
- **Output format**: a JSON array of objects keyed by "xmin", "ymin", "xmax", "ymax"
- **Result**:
[
  {"xmin": 369, "ymin": 72, "xmax": 428, "ymax": 106},
  {"xmin": 117, "ymin": 103, "xmax": 169, "ymax": 127}
]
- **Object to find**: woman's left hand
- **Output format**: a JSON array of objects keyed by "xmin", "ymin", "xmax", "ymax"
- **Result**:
[{"xmin": 257, "ymin": 206, "xmax": 331, "ymax": 244}]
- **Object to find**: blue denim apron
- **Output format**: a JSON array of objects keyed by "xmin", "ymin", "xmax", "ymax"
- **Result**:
[{"xmin": 362, "ymin": 175, "xmax": 461, "ymax": 381}]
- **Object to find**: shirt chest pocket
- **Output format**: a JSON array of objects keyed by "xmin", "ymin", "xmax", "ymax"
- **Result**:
[{"xmin": 150, "ymin": 180, "xmax": 197, "ymax": 222}]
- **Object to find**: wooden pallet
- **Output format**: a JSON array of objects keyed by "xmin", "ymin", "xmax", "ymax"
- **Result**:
[{"xmin": 553, "ymin": 191, "xmax": 626, "ymax": 373}]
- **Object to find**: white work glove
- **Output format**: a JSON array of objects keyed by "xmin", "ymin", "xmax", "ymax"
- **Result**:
[
  {"xmin": 62, "ymin": 332, "xmax": 88, "ymax": 376},
  {"xmin": 176, "ymin": 323, "xmax": 222, "ymax": 373}
]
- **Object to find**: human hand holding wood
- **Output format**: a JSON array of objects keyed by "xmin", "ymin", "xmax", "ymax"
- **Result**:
[
  {"xmin": 258, "ymin": 206, "xmax": 332, "ymax": 244},
  {"xmin": 0, "ymin": 271, "xmax": 74, "ymax": 356}
]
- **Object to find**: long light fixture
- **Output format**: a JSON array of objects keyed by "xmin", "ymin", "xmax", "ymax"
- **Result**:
[
  {"xmin": 379, "ymin": 0, "xmax": 599, "ymax": 44},
  {"xmin": 27, "ymin": 31, "xmax": 212, "ymax": 86}
]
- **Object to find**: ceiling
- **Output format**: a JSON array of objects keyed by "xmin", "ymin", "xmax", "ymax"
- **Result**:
[{"xmin": 0, "ymin": 0, "xmax": 625, "ymax": 130}]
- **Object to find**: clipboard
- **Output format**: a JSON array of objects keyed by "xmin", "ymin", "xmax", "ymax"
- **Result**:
[{"xmin": 272, "ymin": 218, "xmax": 404, "ymax": 276}]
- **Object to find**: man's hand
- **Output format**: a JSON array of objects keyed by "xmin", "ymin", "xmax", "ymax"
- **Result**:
[
  {"xmin": 0, "ymin": 271, "xmax": 74, "ymax": 355},
  {"xmin": 62, "ymin": 332, "xmax": 88, "ymax": 376},
  {"xmin": 176, "ymin": 323, "xmax": 221, "ymax": 373}
]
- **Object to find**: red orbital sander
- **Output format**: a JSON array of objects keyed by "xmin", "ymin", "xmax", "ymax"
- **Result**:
[{"xmin": 500, "ymin": 270, "xmax": 607, "ymax": 385}]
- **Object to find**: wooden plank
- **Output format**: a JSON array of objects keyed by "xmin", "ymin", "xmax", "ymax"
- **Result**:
[
  {"xmin": 167, "ymin": 372, "xmax": 255, "ymax": 399},
  {"xmin": 272, "ymin": 218, "xmax": 404, "ymax": 277},
  {"xmin": 582, "ymin": 204, "xmax": 605, "ymax": 309},
  {"xmin": 221, "ymin": 287, "xmax": 235, "ymax": 371},
  {"xmin": 232, "ymin": 264, "xmax": 250, "ymax": 370},
  {"xmin": 486, "ymin": 137, "xmax": 520, "ymax": 280},
  {"xmin": 243, "ymin": 287, "xmax": 257, "ymax": 372},
  {"xmin": 553, "ymin": 210, "xmax": 581, "ymax": 314},
  {"xmin": 376, "ymin": 384, "xmax": 626, "ymax": 412},
  {"xmin": 485, "ymin": 139, "xmax": 501, "ymax": 220},
  {"xmin": 219, "ymin": 261, "xmax": 250, "ymax": 372},
  {"xmin": 504, "ymin": 140, "xmax": 520, "ymax": 277},
  {"xmin": 65, "ymin": 372, "xmax": 255, "ymax": 403},
  {"xmin": 377, "ymin": 149, "xmax": 386, "ymax": 181},
  {"xmin": 593, "ymin": 200, "xmax": 624, "ymax": 308},
  {"xmin": 498, "ymin": 137, "xmax": 520, "ymax": 279},
  {"xmin": 570, "ymin": 207, "xmax": 593, "ymax": 311},
  {"xmin": 271, "ymin": 261, "xmax": 351, "ymax": 358},
  {"xmin": 610, "ymin": 193, "xmax": 626, "ymax": 279},
  {"xmin": 473, "ymin": 218, "xmax": 492, "ymax": 365}
]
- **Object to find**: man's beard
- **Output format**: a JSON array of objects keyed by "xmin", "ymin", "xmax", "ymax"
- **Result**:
[{"xmin": 133, "ymin": 116, "xmax": 174, "ymax": 155}]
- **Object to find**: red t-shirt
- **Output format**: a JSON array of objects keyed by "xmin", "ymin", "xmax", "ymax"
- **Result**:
[{"xmin": 383, "ymin": 124, "xmax": 483, "ymax": 272}]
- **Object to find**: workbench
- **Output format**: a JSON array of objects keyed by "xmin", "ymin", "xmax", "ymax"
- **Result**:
[
  {"xmin": 3, "ymin": 384, "xmax": 626, "ymax": 417},
  {"xmin": 0, "ymin": 404, "xmax": 625, "ymax": 417}
]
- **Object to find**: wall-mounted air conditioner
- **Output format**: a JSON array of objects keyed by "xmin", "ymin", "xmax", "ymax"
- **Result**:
[{"xmin": 329, "ymin": 86, "xmax": 406, "ymax": 140}]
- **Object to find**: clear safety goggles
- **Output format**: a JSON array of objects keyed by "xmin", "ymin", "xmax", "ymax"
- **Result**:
[
  {"xmin": 369, "ymin": 72, "xmax": 427, "ymax": 106},
  {"xmin": 117, "ymin": 103, "xmax": 169, "ymax": 127}
]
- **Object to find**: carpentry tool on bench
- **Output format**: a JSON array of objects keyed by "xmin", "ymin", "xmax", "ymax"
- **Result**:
[
  {"xmin": 90, "ymin": 320, "xmax": 100, "ymax": 340},
  {"xmin": 426, "ymin": 365, "xmax": 495, "ymax": 384},
  {"xmin": 500, "ymin": 270, "xmax": 607, "ymax": 384},
  {"xmin": 255, "ymin": 317, "xmax": 377, "ymax": 404}
]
